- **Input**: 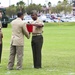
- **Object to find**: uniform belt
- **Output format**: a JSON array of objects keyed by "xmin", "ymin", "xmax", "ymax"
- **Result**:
[{"xmin": 32, "ymin": 33, "xmax": 42, "ymax": 36}]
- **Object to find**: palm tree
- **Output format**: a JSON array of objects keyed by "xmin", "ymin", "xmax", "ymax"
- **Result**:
[
  {"xmin": 16, "ymin": 1, "xmax": 25, "ymax": 13},
  {"xmin": 16, "ymin": 1, "xmax": 25, "ymax": 6},
  {"xmin": 58, "ymin": 1, "xmax": 62, "ymax": 4},
  {"xmin": 48, "ymin": 2, "xmax": 51, "ymax": 7},
  {"xmin": 48, "ymin": 2, "xmax": 51, "ymax": 14}
]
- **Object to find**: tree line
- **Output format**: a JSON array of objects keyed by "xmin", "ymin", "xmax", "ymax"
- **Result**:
[{"xmin": 5, "ymin": 0, "xmax": 72, "ymax": 17}]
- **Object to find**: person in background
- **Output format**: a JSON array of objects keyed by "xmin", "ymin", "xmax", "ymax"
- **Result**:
[
  {"xmin": 30, "ymin": 10, "xmax": 44, "ymax": 69},
  {"xmin": 0, "ymin": 10, "xmax": 3, "ymax": 63},
  {"xmin": 7, "ymin": 12, "xmax": 30, "ymax": 70}
]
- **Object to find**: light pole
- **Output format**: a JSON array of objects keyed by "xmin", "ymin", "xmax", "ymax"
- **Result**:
[
  {"xmin": 31, "ymin": 0, "xmax": 32, "ymax": 4},
  {"xmin": 28, "ymin": 0, "xmax": 29, "ymax": 5},
  {"xmin": 9, "ymin": 0, "xmax": 11, "ymax": 6}
]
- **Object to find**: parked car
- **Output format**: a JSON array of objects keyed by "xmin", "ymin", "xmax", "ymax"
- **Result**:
[
  {"xmin": 69, "ymin": 17, "xmax": 75, "ymax": 22},
  {"xmin": 61, "ymin": 17, "xmax": 70, "ymax": 22},
  {"xmin": 38, "ymin": 15, "xmax": 54, "ymax": 23},
  {"xmin": 45, "ymin": 18, "xmax": 54, "ymax": 22},
  {"xmin": 39, "ymin": 15, "xmax": 47, "ymax": 22},
  {"xmin": 23, "ymin": 15, "xmax": 33, "ymax": 23},
  {"xmin": 9, "ymin": 17, "xmax": 16, "ymax": 22}
]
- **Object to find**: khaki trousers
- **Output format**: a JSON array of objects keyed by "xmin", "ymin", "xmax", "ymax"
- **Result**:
[{"xmin": 8, "ymin": 45, "xmax": 23, "ymax": 69}]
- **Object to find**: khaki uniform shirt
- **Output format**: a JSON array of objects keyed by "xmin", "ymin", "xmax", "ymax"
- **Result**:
[
  {"xmin": 31, "ymin": 18, "xmax": 44, "ymax": 35},
  {"xmin": 11, "ymin": 18, "xmax": 30, "ymax": 46}
]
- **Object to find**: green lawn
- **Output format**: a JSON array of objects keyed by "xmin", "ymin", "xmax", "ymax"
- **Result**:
[{"xmin": 0, "ymin": 22, "xmax": 75, "ymax": 75}]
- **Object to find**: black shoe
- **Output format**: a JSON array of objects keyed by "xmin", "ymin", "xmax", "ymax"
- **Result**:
[{"xmin": 34, "ymin": 67, "xmax": 41, "ymax": 69}]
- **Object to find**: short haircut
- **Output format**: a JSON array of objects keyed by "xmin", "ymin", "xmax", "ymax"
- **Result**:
[
  {"xmin": 31, "ymin": 10, "xmax": 37, "ymax": 15},
  {"xmin": 17, "ymin": 12, "xmax": 23, "ymax": 17}
]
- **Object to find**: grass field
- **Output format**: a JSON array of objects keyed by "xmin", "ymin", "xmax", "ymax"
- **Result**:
[{"xmin": 0, "ymin": 22, "xmax": 75, "ymax": 75}]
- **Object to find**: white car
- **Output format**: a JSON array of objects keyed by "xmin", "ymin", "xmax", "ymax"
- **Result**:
[
  {"xmin": 45, "ymin": 18, "xmax": 54, "ymax": 22},
  {"xmin": 38, "ymin": 16, "xmax": 53, "ymax": 23},
  {"xmin": 61, "ymin": 17, "xmax": 71, "ymax": 22},
  {"xmin": 69, "ymin": 17, "xmax": 75, "ymax": 22},
  {"xmin": 23, "ymin": 15, "xmax": 33, "ymax": 23}
]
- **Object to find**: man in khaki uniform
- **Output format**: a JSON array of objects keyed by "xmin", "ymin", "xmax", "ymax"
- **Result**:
[
  {"xmin": 30, "ymin": 10, "xmax": 44, "ymax": 69},
  {"xmin": 0, "ymin": 11, "xmax": 3, "ymax": 63},
  {"xmin": 7, "ymin": 12, "xmax": 30, "ymax": 70}
]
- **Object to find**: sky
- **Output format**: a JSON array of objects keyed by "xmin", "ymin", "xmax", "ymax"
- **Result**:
[{"xmin": 0, "ymin": 0, "xmax": 64, "ymax": 7}]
